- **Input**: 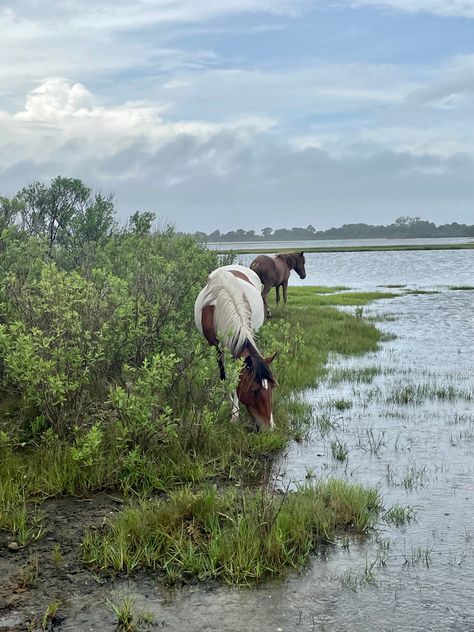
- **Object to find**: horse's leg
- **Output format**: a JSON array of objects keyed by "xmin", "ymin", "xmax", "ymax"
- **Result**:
[
  {"xmin": 202, "ymin": 305, "xmax": 226, "ymax": 379},
  {"xmin": 262, "ymin": 283, "xmax": 273, "ymax": 318},
  {"xmin": 275, "ymin": 284, "xmax": 280, "ymax": 305},
  {"xmin": 230, "ymin": 391, "xmax": 240, "ymax": 422},
  {"xmin": 282, "ymin": 280, "xmax": 288, "ymax": 305},
  {"xmin": 216, "ymin": 347, "xmax": 226, "ymax": 380}
]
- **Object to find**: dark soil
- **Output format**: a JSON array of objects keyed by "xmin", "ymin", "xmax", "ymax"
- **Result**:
[{"xmin": 0, "ymin": 494, "xmax": 122, "ymax": 631}]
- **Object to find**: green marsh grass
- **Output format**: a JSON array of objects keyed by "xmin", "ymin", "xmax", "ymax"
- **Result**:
[
  {"xmin": 105, "ymin": 595, "xmax": 155, "ymax": 630},
  {"xmin": 387, "ymin": 383, "xmax": 473, "ymax": 405},
  {"xmin": 402, "ymin": 465, "xmax": 428, "ymax": 490},
  {"xmin": 314, "ymin": 413, "xmax": 338, "ymax": 436},
  {"xmin": 41, "ymin": 600, "xmax": 61, "ymax": 631},
  {"xmin": 105, "ymin": 596, "xmax": 136, "ymax": 631},
  {"xmin": 340, "ymin": 557, "xmax": 377, "ymax": 592},
  {"xmin": 1, "ymin": 283, "xmax": 391, "ymax": 580},
  {"xmin": 52, "ymin": 543, "xmax": 63, "ymax": 568},
  {"xmin": 260, "ymin": 286, "xmax": 393, "ymax": 395},
  {"xmin": 329, "ymin": 366, "xmax": 382, "ymax": 385},
  {"xmin": 330, "ymin": 438, "xmax": 349, "ymax": 461},
  {"xmin": 331, "ymin": 398, "xmax": 353, "ymax": 412},
  {"xmin": 358, "ymin": 428, "xmax": 386, "ymax": 454},
  {"xmin": 83, "ymin": 482, "xmax": 381, "ymax": 584},
  {"xmin": 18, "ymin": 554, "xmax": 40, "ymax": 589},
  {"xmin": 384, "ymin": 505, "xmax": 416, "ymax": 527}
]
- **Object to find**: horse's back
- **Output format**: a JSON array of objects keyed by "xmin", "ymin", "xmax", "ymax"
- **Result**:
[
  {"xmin": 250, "ymin": 255, "xmax": 277, "ymax": 284},
  {"xmin": 209, "ymin": 264, "xmax": 262, "ymax": 292},
  {"xmin": 195, "ymin": 265, "xmax": 265, "ymax": 337}
]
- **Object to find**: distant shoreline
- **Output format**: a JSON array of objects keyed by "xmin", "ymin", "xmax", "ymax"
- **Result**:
[{"xmin": 212, "ymin": 242, "xmax": 474, "ymax": 255}]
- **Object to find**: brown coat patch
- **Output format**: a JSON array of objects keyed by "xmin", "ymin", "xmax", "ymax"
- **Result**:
[{"xmin": 228, "ymin": 269, "xmax": 252, "ymax": 284}]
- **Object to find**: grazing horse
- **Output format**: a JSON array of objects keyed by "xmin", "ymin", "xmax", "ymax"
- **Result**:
[
  {"xmin": 194, "ymin": 264, "xmax": 277, "ymax": 430},
  {"xmin": 250, "ymin": 252, "xmax": 306, "ymax": 318}
]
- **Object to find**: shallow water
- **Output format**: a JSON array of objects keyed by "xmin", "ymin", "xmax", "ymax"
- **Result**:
[{"xmin": 276, "ymin": 289, "xmax": 474, "ymax": 631}]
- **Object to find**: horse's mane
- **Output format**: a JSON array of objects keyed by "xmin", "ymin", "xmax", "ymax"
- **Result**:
[
  {"xmin": 244, "ymin": 346, "xmax": 275, "ymax": 386},
  {"xmin": 276, "ymin": 252, "xmax": 299, "ymax": 269},
  {"xmin": 204, "ymin": 268, "xmax": 256, "ymax": 356}
]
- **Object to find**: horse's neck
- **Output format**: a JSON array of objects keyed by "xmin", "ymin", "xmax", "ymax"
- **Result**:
[{"xmin": 277, "ymin": 253, "xmax": 295, "ymax": 270}]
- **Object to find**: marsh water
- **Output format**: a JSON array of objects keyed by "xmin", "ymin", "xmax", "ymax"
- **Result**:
[{"xmin": 3, "ymin": 248, "xmax": 474, "ymax": 631}]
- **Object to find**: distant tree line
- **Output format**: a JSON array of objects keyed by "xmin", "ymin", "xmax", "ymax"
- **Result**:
[{"xmin": 197, "ymin": 217, "xmax": 474, "ymax": 242}]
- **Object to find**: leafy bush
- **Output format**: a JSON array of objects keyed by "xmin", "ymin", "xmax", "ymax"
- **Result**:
[{"xmin": 0, "ymin": 200, "xmax": 221, "ymax": 439}]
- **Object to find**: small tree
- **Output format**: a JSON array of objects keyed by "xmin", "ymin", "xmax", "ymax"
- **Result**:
[
  {"xmin": 0, "ymin": 196, "xmax": 23, "ymax": 231},
  {"xmin": 129, "ymin": 211, "xmax": 156, "ymax": 236},
  {"xmin": 17, "ymin": 176, "xmax": 116, "ymax": 250}
]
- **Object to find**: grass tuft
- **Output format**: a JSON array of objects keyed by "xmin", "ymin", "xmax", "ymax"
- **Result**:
[{"xmin": 384, "ymin": 505, "xmax": 416, "ymax": 527}]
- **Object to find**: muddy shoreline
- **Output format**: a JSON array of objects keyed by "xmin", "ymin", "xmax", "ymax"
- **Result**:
[{"xmin": 0, "ymin": 494, "xmax": 123, "ymax": 630}]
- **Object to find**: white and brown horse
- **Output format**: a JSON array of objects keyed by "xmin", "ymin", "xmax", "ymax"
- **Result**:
[{"xmin": 194, "ymin": 265, "xmax": 277, "ymax": 430}]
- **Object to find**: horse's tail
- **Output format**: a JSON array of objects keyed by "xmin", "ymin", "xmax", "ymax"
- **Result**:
[
  {"xmin": 204, "ymin": 268, "xmax": 256, "ymax": 356},
  {"xmin": 249, "ymin": 258, "xmax": 260, "ymax": 274}
]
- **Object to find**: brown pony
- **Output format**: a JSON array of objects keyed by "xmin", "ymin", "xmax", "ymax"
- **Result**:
[{"xmin": 250, "ymin": 252, "xmax": 306, "ymax": 318}]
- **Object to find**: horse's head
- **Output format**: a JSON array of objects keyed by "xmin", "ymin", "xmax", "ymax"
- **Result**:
[
  {"xmin": 295, "ymin": 251, "xmax": 306, "ymax": 279},
  {"xmin": 237, "ymin": 352, "xmax": 277, "ymax": 430}
]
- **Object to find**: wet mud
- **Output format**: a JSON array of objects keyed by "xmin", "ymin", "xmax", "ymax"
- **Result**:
[{"xmin": 0, "ymin": 495, "xmax": 121, "ymax": 630}]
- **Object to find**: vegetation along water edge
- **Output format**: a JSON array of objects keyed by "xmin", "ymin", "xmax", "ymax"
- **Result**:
[
  {"xmin": 213, "ymin": 242, "xmax": 474, "ymax": 255},
  {"xmin": 0, "ymin": 178, "xmax": 399, "ymax": 624}
]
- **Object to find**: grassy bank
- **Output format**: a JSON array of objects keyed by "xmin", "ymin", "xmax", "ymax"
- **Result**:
[
  {"xmin": 83, "ymin": 482, "xmax": 381, "ymax": 585},
  {"xmin": 1, "ymin": 284, "xmax": 393, "ymax": 585},
  {"xmin": 214, "ymin": 242, "xmax": 474, "ymax": 255}
]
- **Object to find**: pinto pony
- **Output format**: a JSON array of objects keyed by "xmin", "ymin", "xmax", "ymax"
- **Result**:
[
  {"xmin": 194, "ymin": 265, "xmax": 277, "ymax": 430},
  {"xmin": 250, "ymin": 252, "xmax": 306, "ymax": 318}
]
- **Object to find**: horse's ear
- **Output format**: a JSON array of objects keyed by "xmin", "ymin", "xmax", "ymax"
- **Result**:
[
  {"xmin": 300, "ymin": 251, "xmax": 304, "ymax": 256},
  {"xmin": 264, "ymin": 351, "xmax": 277, "ymax": 365}
]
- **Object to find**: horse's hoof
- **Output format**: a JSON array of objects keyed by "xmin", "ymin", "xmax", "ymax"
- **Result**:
[{"xmin": 267, "ymin": 312, "xmax": 272, "ymax": 319}]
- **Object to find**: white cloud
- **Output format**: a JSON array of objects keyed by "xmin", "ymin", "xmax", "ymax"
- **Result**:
[
  {"xmin": 2, "ymin": 78, "xmax": 474, "ymax": 230},
  {"xmin": 0, "ymin": 78, "xmax": 275, "ymax": 173},
  {"xmin": 15, "ymin": 79, "xmax": 94, "ymax": 120}
]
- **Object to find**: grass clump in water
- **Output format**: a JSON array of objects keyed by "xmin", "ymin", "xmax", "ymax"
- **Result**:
[
  {"xmin": 387, "ymin": 383, "xmax": 473, "ymax": 405},
  {"xmin": 331, "ymin": 438, "xmax": 349, "ymax": 461},
  {"xmin": 83, "ymin": 482, "xmax": 380, "ymax": 585},
  {"xmin": 105, "ymin": 596, "xmax": 154, "ymax": 631},
  {"xmin": 329, "ymin": 366, "xmax": 382, "ymax": 385},
  {"xmin": 384, "ymin": 505, "xmax": 416, "ymax": 527}
]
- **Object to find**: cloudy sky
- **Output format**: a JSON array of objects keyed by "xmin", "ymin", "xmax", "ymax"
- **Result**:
[{"xmin": 1, "ymin": 1, "xmax": 474, "ymax": 231}]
